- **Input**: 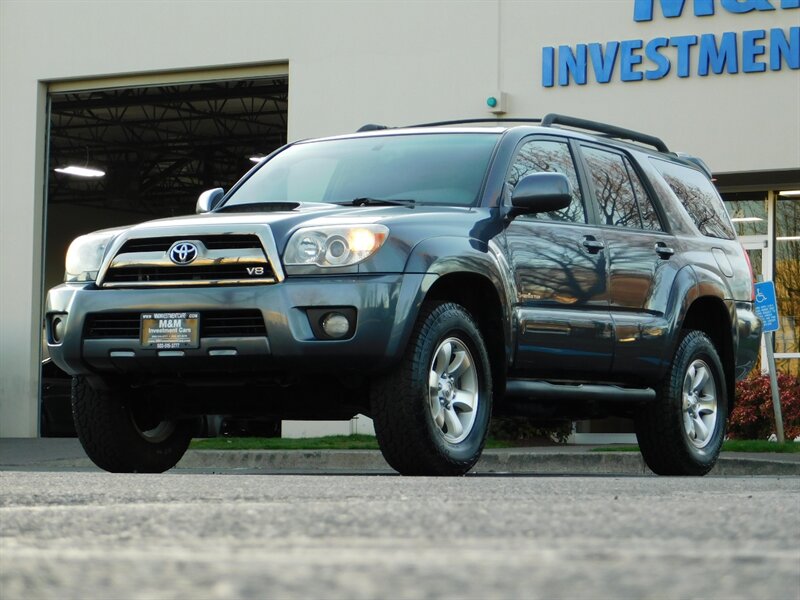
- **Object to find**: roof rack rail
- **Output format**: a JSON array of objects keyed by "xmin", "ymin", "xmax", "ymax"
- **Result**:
[
  {"xmin": 541, "ymin": 113, "xmax": 670, "ymax": 153},
  {"xmin": 409, "ymin": 118, "xmax": 543, "ymax": 128}
]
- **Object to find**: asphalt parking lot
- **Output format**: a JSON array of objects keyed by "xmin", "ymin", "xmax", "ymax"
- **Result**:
[{"xmin": 1, "ymin": 469, "xmax": 799, "ymax": 600}]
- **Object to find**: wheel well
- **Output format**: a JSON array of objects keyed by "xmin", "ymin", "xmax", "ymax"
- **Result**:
[
  {"xmin": 424, "ymin": 273, "xmax": 507, "ymax": 396},
  {"xmin": 682, "ymin": 297, "xmax": 735, "ymax": 409}
]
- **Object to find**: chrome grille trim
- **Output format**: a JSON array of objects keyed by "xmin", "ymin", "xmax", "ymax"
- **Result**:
[
  {"xmin": 102, "ymin": 277, "xmax": 276, "ymax": 288},
  {"xmin": 109, "ymin": 248, "xmax": 268, "ymax": 269},
  {"xmin": 98, "ymin": 229, "xmax": 283, "ymax": 288}
]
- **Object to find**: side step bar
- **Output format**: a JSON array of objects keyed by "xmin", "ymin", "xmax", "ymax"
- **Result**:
[{"xmin": 505, "ymin": 379, "xmax": 656, "ymax": 403}]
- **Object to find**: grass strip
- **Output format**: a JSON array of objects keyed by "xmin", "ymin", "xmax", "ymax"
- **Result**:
[{"xmin": 591, "ymin": 440, "xmax": 799, "ymax": 453}]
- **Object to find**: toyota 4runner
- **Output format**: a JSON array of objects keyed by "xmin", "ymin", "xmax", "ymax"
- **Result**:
[{"xmin": 45, "ymin": 114, "xmax": 761, "ymax": 475}]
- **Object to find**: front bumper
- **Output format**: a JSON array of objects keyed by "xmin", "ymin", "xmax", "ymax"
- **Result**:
[{"xmin": 45, "ymin": 274, "xmax": 431, "ymax": 377}]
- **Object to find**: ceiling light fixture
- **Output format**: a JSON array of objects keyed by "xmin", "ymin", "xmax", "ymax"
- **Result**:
[
  {"xmin": 730, "ymin": 217, "xmax": 764, "ymax": 223},
  {"xmin": 54, "ymin": 165, "xmax": 106, "ymax": 178},
  {"xmin": 249, "ymin": 155, "xmax": 266, "ymax": 163},
  {"xmin": 54, "ymin": 146, "xmax": 105, "ymax": 178},
  {"xmin": 778, "ymin": 190, "xmax": 800, "ymax": 198}
]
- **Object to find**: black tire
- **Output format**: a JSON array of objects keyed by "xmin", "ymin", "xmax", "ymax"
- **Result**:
[
  {"xmin": 71, "ymin": 376, "xmax": 194, "ymax": 473},
  {"xmin": 371, "ymin": 302, "xmax": 493, "ymax": 476},
  {"xmin": 635, "ymin": 330, "xmax": 728, "ymax": 476}
]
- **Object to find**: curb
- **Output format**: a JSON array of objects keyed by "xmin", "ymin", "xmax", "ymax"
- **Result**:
[
  {"xmin": 3, "ymin": 449, "xmax": 798, "ymax": 476},
  {"xmin": 172, "ymin": 449, "xmax": 800, "ymax": 476}
]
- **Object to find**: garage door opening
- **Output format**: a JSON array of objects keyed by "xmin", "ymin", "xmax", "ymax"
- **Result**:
[
  {"xmin": 40, "ymin": 73, "xmax": 288, "ymax": 435},
  {"xmin": 44, "ymin": 74, "xmax": 288, "ymax": 294}
]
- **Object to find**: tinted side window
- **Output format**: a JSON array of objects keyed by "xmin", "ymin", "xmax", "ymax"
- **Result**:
[
  {"xmin": 628, "ymin": 161, "xmax": 663, "ymax": 231},
  {"xmin": 651, "ymin": 158, "xmax": 735, "ymax": 239},
  {"xmin": 582, "ymin": 146, "xmax": 642, "ymax": 228},
  {"xmin": 507, "ymin": 139, "xmax": 586, "ymax": 223}
]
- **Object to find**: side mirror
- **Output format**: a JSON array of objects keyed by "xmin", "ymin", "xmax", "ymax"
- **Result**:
[
  {"xmin": 196, "ymin": 188, "xmax": 225, "ymax": 214},
  {"xmin": 509, "ymin": 172, "xmax": 572, "ymax": 217}
]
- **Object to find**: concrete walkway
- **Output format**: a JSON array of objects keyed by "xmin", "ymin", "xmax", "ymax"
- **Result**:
[{"xmin": 1, "ymin": 438, "xmax": 798, "ymax": 475}]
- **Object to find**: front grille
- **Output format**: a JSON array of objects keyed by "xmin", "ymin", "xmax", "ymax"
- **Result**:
[
  {"xmin": 102, "ymin": 233, "xmax": 275, "ymax": 287},
  {"xmin": 103, "ymin": 263, "xmax": 273, "ymax": 285},
  {"xmin": 84, "ymin": 310, "xmax": 267, "ymax": 339},
  {"xmin": 119, "ymin": 235, "xmax": 262, "ymax": 253}
]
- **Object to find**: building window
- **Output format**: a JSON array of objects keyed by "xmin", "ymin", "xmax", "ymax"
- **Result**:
[{"xmin": 775, "ymin": 196, "xmax": 799, "ymax": 376}]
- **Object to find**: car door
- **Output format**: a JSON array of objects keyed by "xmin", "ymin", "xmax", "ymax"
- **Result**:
[
  {"xmin": 578, "ymin": 143, "xmax": 680, "ymax": 379},
  {"xmin": 503, "ymin": 136, "xmax": 613, "ymax": 378}
]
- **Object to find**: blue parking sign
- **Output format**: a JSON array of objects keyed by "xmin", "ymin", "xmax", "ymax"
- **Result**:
[{"xmin": 754, "ymin": 281, "xmax": 779, "ymax": 333}]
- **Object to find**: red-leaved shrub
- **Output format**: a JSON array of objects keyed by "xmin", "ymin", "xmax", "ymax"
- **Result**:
[{"xmin": 728, "ymin": 372, "xmax": 800, "ymax": 440}]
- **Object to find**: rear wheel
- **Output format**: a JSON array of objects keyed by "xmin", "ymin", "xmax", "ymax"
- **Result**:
[
  {"xmin": 71, "ymin": 376, "xmax": 194, "ymax": 473},
  {"xmin": 371, "ymin": 302, "xmax": 492, "ymax": 476},
  {"xmin": 635, "ymin": 330, "xmax": 727, "ymax": 476}
]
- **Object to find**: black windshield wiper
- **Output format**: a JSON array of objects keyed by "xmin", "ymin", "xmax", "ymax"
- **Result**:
[{"xmin": 339, "ymin": 197, "xmax": 416, "ymax": 207}]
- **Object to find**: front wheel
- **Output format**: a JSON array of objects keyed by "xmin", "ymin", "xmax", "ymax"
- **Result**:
[
  {"xmin": 72, "ymin": 377, "xmax": 194, "ymax": 473},
  {"xmin": 635, "ymin": 330, "xmax": 728, "ymax": 476},
  {"xmin": 371, "ymin": 302, "xmax": 493, "ymax": 476}
]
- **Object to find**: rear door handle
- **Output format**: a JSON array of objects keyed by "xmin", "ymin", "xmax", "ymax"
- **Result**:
[
  {"xmin": 655, "ymin": 242, "xmax": 675, "ymax": 258},
  {"xmin": 582, "ymin": 236, "xmax": 605, "ymax": 254}
]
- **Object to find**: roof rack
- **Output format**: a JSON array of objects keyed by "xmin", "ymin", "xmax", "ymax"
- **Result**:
[
  {"xmin": 355, "ymin": 114, "xmax": 670, "ymax": 154},
  {"xmin": 541, "ymin": 113, "xmax": 670, "ymax": 153}
]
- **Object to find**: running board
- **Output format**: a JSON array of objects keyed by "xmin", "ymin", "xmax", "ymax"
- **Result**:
[{"xmin": 505, "ymin": 380, "xmax": 656, "ymax": 403}]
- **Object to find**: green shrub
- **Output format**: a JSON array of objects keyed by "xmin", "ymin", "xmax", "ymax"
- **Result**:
[
  {"xmin": 489, "ymin": 416, "xmax": 572, "ymax": 444},
  {"xmin": 728, "ymin": 372, "xmax": 800, "ymax": 440}
]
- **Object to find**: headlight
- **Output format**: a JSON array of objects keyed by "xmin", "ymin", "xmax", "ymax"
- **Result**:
[
  {"xmin": 284, "ymin": 225, "xmax": 389, "ymax": 268},
  {"xmin": 64, "ymin": 231, "xmax": 118, "ymax": 282}
]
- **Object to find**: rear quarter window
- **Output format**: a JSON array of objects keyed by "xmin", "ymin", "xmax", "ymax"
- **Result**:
[{"xmin": 650, "ymin": 158, "xmax": 735, "ymax": 239}]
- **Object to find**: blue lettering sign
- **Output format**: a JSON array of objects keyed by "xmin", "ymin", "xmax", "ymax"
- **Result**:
[
  {"xmin": 633, "ymin": 0, "xmax": 795, "ymax": 20},
  {"xmin": 634, "ymin": 0, "xmax": 715, "ymax": 21},
  {"xmin": 542, "ymin": 46, "xmax": 555, "ymax": 87},
  {"xmin": 645, "ymin": 37, "xmax": 672, "ymax": 79},
  {"xmin": 558, "ymin": 44, "xmax": 588, "ymax": 86},
  {"xmin": 770, "ymin": 27, "xmax": 800, "ymax": 69},
  {"xmin": 670, "ymin": 35, "xmax": 700, "ymax": 76},
  {"xmin": 720, "ymin": 0, "xmax": 775, "ymax": 14},
  {"xmin": 541, "ymin": 1, "xmax": 799, "ymax": 87},
  {"xmin": 589, "ymin": 42, "xmax": 620, "ymax": 83},
  {"xmin": 698, "ymin": 31, "xmax": 739, "ymax": 74},
  {"xmin": 742, "ymin": 29, "xmax": 768, "ymax": 71}
]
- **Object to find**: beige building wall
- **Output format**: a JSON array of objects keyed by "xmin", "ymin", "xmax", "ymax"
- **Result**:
[{"xmin": 1, "ymin": 0, "xmax": 798, "ymax": 436}]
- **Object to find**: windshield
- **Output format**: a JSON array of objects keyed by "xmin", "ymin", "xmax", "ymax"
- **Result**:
[{"xmin": 222, "ymin": 132, "xmax": 500, "ymax": 208}]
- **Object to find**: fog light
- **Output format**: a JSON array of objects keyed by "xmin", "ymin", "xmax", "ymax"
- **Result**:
[
  {"xmin": 52, "ymin": 316, "xmax": 65, "ymax": 343},
  {"xmin": 321, "ymin": 312, "xmax": 350, "ymax": 339}
]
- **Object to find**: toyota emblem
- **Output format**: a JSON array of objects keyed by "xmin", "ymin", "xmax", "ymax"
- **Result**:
[{"xmin": 168, "ymin": 241, "xmax": 199, "ymax": 265}]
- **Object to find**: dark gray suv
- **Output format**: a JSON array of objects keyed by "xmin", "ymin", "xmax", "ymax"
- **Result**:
[{"xmin": 45, "ymin": 114, "xmax": 761, "ymax": 475}]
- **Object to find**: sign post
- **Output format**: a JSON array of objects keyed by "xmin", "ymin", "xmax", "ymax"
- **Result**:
[{"xmin": 753, "ymin": 281, "xmax": 784, "ymax": 444}]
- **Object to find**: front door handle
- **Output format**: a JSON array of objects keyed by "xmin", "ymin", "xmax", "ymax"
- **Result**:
[
  {"xmin": 655, "ymin": 242, "xmax": 675, "ymax": 258},
  {"xmin": 582, "ymin": 236, "xmax": 605, "ymax": 254}
]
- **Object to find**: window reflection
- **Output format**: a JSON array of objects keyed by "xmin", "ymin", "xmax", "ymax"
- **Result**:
[
  {"xmin": 583, "ymin": 147, "xmax": 642, "ymax": 228},
  {"xmin": 508, "ymin": 140, "xmax": 586, "ymax": 223},
  {"xmin": 775, "ymin": 198, "xmax": 799, "ymax": 362},
  {"xmin": 652, "ymin": 159, "xmax": 735, "ymax": 239}
]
